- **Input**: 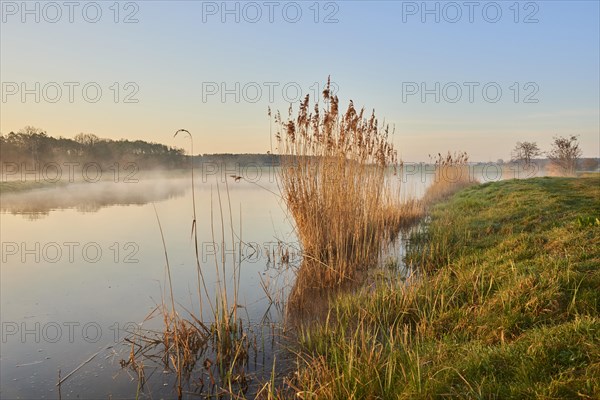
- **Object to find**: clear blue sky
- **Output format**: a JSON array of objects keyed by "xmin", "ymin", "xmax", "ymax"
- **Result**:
[{"xmin": 1, "ymin": 0, "xmax": 598, "ymax": 161}]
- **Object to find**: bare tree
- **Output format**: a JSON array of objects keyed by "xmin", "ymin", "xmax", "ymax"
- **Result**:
[
  {"xmin": 17, "ymin": 126, "xmax": 47, "ymax": 163},
  {"xmin": 18, "ymin": 126, "xmax": 45, "ymax": 136},
  {"xmin": 74, "ymin": 132, "xmax": 100, "ymax": 146},
  {"xmin": 511, "ymin": 141, "xmax": 541, "ymax": 167},
  {"xmin": 547, "ymin": 135, "xmax": 582, "ymax": 176}
]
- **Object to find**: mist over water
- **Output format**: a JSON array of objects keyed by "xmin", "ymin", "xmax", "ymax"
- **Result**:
[{"xmin": 0, "ymin": 177, "xmax": 189, "ymax": 218}]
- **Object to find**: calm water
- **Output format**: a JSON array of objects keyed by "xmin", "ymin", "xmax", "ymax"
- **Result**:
[
  {"xmin": 1, "ymin": 170, "xmax": 300, "ymax": 398},
  {"xmin": 1, "ymin": 163, "xmax": 519, "ymax": 398}
]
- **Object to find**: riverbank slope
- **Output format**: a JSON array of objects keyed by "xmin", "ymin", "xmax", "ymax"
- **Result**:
[{"xmin": 290, "ymin": 176, "xmax": 599, "ymax": 399}]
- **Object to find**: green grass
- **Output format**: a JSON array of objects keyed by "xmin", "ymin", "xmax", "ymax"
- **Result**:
[{"xmin": 288, "ymin": 176, "xmax": 600, "ymax": 399}]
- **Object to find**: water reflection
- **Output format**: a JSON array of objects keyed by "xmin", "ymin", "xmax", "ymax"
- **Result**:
[
  {"xmin": 1, "ymin": 175, "xmax": 297, "ymax": 399},
  {"xmin": 0, "ymin": 178, "xmax": 189, "ymax": 219}
]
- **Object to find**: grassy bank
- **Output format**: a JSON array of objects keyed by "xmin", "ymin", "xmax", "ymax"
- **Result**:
[{"xmin": 288, "ymin": 176, "xmax": 599, "ymax": 399}]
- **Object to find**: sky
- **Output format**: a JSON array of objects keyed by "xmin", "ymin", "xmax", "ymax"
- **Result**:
[{"xmin": 1, "ymin": 0, "xmax": 599, "ymax": 162}]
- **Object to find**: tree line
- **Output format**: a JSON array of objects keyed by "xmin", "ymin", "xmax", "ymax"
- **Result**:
[
  {"xmin": 0, "ymin": 127, "xmax": 283, "ymax": 171},
  {"xmin": 0, "ymin": 126, "xmax": 187, "ymax": 169},
  {"xmin": 2, "ymin": 127, "xmax": 596, "ymax": 174}
]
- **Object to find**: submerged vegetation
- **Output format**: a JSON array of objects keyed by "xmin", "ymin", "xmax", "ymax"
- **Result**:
[
  {"xmin": 115, "ymin": 130, "xmax": 272, "ymax": 399},
  {"xmin": 288, "ymin": 176, "xmax": 600, "ymax": 398}
]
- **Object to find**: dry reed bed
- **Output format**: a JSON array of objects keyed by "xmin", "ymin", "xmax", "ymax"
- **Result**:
[
  {"xmin": 421, "ymin": 151, "xmax": 475, "ymax": 206},
  {"xmin": 274, "ymin": 78, "xmax": 418, "ymax": 288}
]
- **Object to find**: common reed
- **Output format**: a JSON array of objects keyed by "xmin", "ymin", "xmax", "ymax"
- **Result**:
[
  {"xmin": 273, "ymin": 78, "xmax": 407, "ymax": 287},
  {"xmin": 421, "ymin": 151, "xmax": 474, "ymax": 206}
]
